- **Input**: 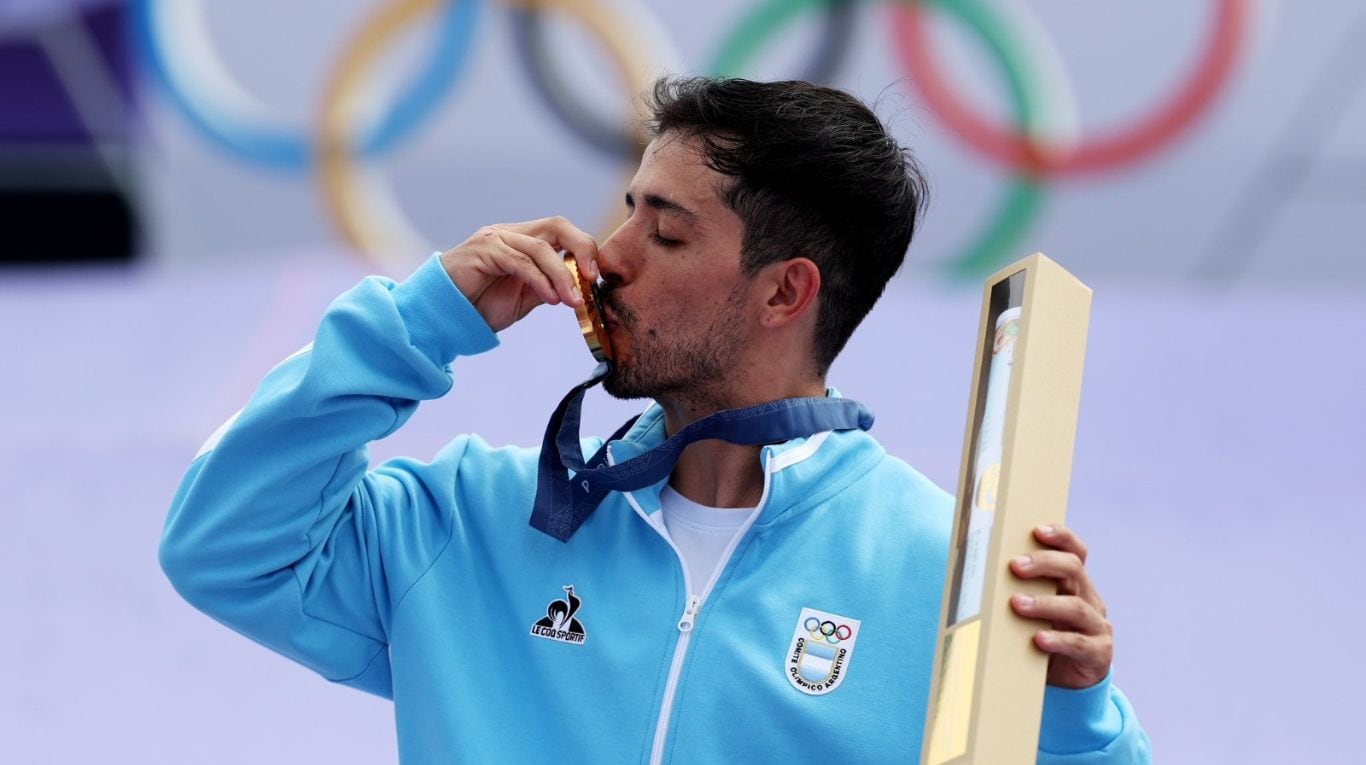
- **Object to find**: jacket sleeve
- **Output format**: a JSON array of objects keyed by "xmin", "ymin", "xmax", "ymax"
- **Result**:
[
  {"xmin": 1037, "ymin": 672, "xmax": 1152, "ymax": 764},
  {"xmin": 158, "ymin": 254, "xmax": 498, "ymax": 698}
]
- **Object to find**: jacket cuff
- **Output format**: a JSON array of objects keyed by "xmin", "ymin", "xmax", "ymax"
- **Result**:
[
  {"xmin": 391, "ymin": 252, "xmax": 499, "ymax": 365},
  {"xmin": 1038, "ymin": 671, "xmax": 1123, "ymax": 755}
]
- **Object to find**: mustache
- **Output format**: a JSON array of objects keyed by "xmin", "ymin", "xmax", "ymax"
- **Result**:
[{"xmin": 595, "ymin": 282, "xmax": 636, "ymax": 329}]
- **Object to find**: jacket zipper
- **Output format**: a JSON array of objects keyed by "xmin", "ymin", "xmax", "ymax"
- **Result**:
[{"xmin": 611, "ymin": 445, "xmax": 774, "ymax": 765}]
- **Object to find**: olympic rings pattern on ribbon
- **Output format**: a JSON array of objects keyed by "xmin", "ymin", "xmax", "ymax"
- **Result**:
[
  {"xmin": 130, "ymin": 0, "xmax": 478, "ymax": 169},
  {"xmin": 804, "ymin": 616, "xmax": 854, "ymax": 645}
]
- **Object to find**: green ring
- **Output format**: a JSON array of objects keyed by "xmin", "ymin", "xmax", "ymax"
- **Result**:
[
  {"xmin": 707, "ymin": 0, "xmax": 1049, "ymax": 281},
  {"xmin": 921, "ymin": 0, "xmax": 1047, "ymax": 280},
  {"xmin": 709, "ymin": 0, "xmax": 826, "ymax": 77}
]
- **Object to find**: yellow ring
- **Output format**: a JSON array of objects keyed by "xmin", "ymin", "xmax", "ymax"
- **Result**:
[
  {"xmin": 317, "ymin": 0, "xmax": 444, "ymax": 273},
  {"xmin": 317, "ymin": 0, "xmax": 659, "ymax": 273}
]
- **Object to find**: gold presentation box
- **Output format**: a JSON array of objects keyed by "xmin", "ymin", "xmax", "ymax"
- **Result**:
[{"xmin": 921, "ymin": 253, "xmax": 1093, "ymax": 765}]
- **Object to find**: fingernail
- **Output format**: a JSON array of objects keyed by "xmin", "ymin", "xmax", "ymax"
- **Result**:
[
  {"xmin": 1039, "ymin": 525, "xmax": 1055, "ymax": 536},
  {"xmin": 1015, "ymin": 594, "xmax": 1034, "ymax": 607},
  {"xmin": 590, "ymin": 261, "xmax": 600, "ymax": 279},
  {"xmin": 1014, "ymin": 555, "xmax": 1032, "ymax": 568},
  {"xmin": 572, "ymin": 284, "xmax": 583, "ymax": 303}
]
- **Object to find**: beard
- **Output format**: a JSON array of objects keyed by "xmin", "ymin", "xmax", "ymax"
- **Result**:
[{"xmin": 600, "ymin": 280, "xmax": 749, "ymax": 403}]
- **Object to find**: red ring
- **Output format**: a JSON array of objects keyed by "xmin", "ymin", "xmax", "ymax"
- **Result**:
[{"xmin": 892, "ymin": 0, "xmax": 1250, "ymax": 176}]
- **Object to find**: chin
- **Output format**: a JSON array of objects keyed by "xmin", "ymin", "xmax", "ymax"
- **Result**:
[
  {"xmin": 602, "ymin": 366, "xmax": 649, "ymax": 401},
  {"xmin": 604, "ymin": 354, "xmax": 679, "ymax": 402}
]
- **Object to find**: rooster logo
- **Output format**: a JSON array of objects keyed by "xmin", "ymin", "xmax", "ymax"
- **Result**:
[{"xmin": 530, "ymin": 585, "xmax": 588, "ymax": 644}]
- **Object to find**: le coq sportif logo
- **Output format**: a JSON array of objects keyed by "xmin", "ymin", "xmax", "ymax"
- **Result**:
[{"xmin": 530, "ymin": 584, "xmax": 588, "ymax": 645}]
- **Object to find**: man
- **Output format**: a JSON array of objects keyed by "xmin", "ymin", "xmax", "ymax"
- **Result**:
[{"xmin": 161, "ymin": 77, "xmax": 1150, "ymax": 763}]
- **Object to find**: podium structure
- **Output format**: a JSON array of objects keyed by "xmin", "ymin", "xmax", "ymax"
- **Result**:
[{"xmin": 922, "ymin": 253, "xmax": 1092, "ymax": 765}]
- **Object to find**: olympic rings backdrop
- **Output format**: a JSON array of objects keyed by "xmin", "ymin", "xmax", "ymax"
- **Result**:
[{"xmin": 110, "ymin": 0, "xmax": 1332, "ymax": 283}]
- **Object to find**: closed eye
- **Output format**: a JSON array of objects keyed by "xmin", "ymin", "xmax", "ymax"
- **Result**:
[{"xmin": 626, "ymin": 191, "xmax": 697, "ymax": 248}]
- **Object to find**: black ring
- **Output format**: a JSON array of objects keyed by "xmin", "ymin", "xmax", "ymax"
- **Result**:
[{"xmin": 509, "ymin": 0, "xmax": 858, "ymax": 161}]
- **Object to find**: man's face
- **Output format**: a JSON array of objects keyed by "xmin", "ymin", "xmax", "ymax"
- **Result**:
[{"xmin": 596, "ymin": 134, "xmax": 751, "ymax": 402}]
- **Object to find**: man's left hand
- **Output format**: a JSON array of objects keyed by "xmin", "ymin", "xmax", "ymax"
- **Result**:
[{"xmin": 1009, "ymin": 524, "xmax": 1113, "ymax": 689}]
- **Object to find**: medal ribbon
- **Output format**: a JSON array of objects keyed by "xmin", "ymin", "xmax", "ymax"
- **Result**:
[{"xmin": 531, "ymin": 363, "xmax": 874, "ymax": 542}]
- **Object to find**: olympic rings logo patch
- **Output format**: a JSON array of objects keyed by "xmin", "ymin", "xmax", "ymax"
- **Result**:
[
  {"xmin": 804, "ymin": 616, "xmax": 854, "ymax": 645},
  {"xmin": 788, "ymin": 607, "xmax": 861, "ymax": 696}
]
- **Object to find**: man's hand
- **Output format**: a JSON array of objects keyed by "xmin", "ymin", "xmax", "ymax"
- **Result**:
[
  {"xmin": 1009, "ymin": 524, "xmax": 1114, "ymax": 690},
  {"xmin": 440, "ymin": 217, "xmax": 600, "ymax": 333}
]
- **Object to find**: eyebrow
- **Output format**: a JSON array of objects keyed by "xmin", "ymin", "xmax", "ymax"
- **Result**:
[{"xmin": 625, "ymin": 191, "xmax": 702, "ymax": 226}]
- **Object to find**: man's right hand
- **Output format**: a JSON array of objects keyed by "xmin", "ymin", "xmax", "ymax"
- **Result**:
[{"xmin": 439, "ymin": 217, "xmax": 600, "ymax": 333}]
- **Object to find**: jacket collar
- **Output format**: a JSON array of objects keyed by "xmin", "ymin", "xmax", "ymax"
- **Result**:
[{"xmin": 603, "ymin": 389, "xmax": 885, "ymax": 526}]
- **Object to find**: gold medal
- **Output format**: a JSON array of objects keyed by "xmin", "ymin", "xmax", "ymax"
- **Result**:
[{"xmin": 564, "ymin": 254, "xmax": 613, "ymax": 363}]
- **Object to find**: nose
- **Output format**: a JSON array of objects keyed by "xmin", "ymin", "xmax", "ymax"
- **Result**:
[{"xmin": 595, "ymin": 218, "xmax": 638, "ymax": 287}]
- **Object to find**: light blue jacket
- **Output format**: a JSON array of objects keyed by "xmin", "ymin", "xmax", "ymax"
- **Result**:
[{"xmin": 161, "ymin": 255, "xmax": 1151, "ymax": 764}]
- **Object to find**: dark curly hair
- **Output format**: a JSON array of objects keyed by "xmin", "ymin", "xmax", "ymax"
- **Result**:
[{"xmin": 646, "ymin": 76, "xmax": 929, "ymax": 375}]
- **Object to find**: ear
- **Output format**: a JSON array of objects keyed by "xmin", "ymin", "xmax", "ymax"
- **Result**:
[{"xmin": 756, "ymin": 258, "xmax": 821, "ymax": 329}]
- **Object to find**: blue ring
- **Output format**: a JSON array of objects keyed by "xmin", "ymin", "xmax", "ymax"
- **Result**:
[{"xmin": 129, "ymin": 0, "xmax": 479, "ymax": 169}]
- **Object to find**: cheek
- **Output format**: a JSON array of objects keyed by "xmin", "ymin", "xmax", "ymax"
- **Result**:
[
  {"xmin": 629, "ymin": 273, "xmax": 742, "ymax": 337},
  {"xmin": 635, "ymin": 286, "xmax": 686, "ymax": 323},
  {"xmin": 650, "ymin": 289, "xmax": 709, "ymax": 331}
]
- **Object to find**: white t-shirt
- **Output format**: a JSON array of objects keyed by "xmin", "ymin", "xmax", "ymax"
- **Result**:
[{"xmin": 659, "ymin": 485, "xmax": 755, "ymax": 594}]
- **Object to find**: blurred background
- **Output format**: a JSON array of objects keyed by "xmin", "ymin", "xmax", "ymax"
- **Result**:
[{"xmin": 1, "ymin": 1, "xmax": 1361, "ymax": 762}]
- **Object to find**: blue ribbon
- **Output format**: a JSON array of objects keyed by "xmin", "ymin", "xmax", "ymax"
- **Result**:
[{"xmin": 531, "ymin": 363, "xmax": 874, "ymax": 542}]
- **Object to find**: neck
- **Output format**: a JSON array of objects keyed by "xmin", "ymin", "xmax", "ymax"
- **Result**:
[{"xmin": 658, "ymin": 376, "xmax": 827, "ymax": 509}]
